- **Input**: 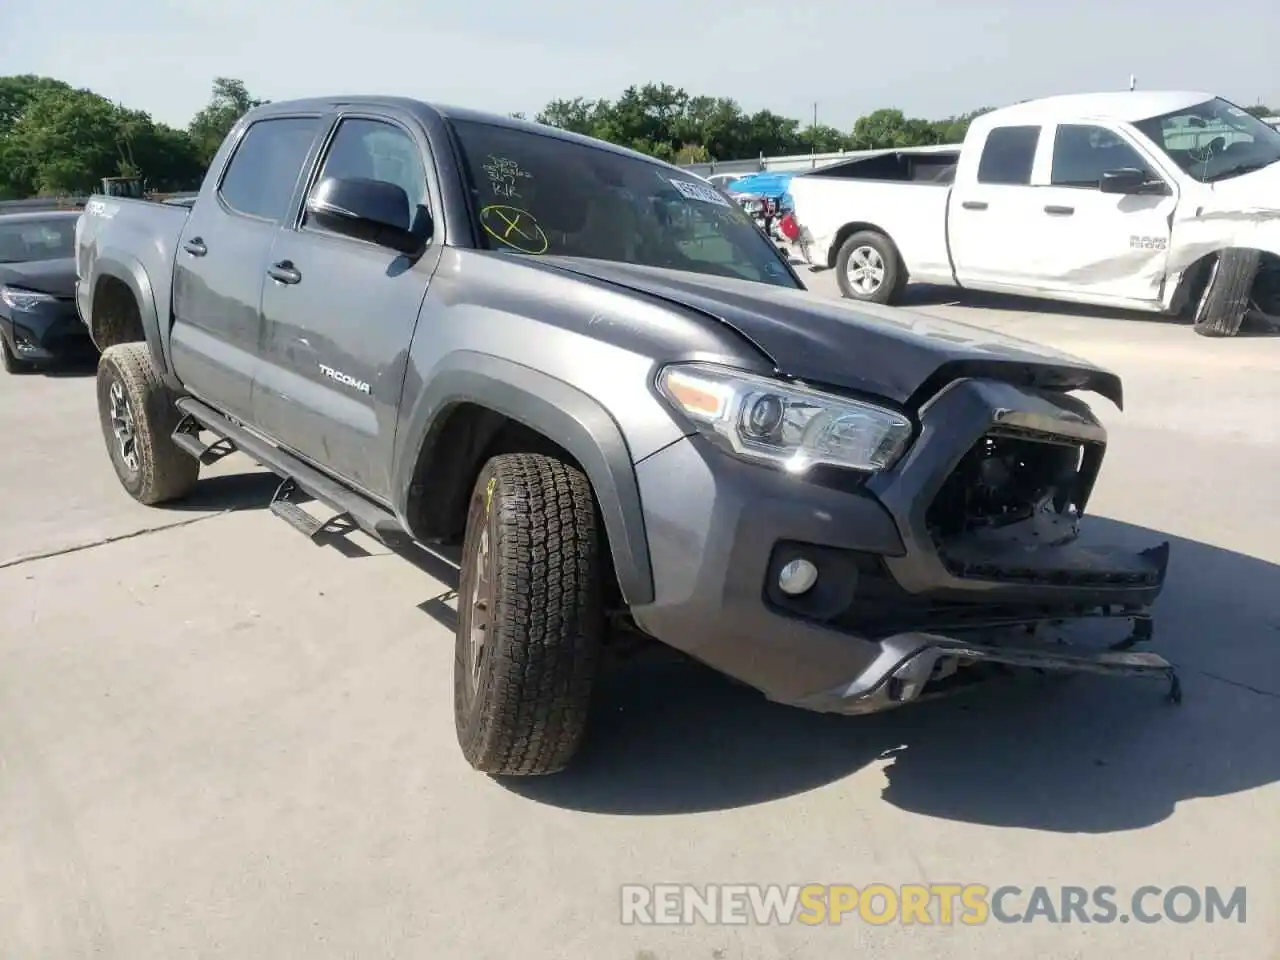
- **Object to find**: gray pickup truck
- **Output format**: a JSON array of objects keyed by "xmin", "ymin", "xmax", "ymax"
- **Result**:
[{"xmin": 75, "ymin": 96, "xmax": 1177, "ymax": 777}]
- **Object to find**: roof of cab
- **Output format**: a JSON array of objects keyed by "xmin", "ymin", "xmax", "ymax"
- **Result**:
[
  {"xmin": 975, "ymin": 91, "xmax": 1216, "ymax": 129},
  {"xmin": 0, "ymin": 209, "xmax": 82, "ymax": 223},
  {"xmin": 248, "ymin": 95, "xmax": 677, "ymax": 169}
]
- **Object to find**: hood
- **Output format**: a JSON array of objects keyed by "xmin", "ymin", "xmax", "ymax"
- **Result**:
[
  {"xmin": 0, "ymin": 257, "xmax": 77, "ymax": 299},
  {"xmin": 1204, "ymin": 160, "xmax": 1280, "ymax": 211},
  {"xmin": 537, "ymin": 258, "xmax": 1124, "ymax": 409}
]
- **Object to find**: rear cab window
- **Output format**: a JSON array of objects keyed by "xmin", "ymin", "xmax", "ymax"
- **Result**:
[
  {"xmin": 976, "ymin": 125, "xmax": 1041, "ymax": 185},
  {"xmin": 218, "ymin": 117, "xmax": 323, "ymax": 222},
  {"xmin": 447, "ymin": 119, "xmax": 798, "ymax": 288}
]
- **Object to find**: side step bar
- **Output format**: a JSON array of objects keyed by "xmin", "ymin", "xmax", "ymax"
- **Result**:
[{"xmin": 172, "ymin": 397, "xmax": 412, "ymax": 550}]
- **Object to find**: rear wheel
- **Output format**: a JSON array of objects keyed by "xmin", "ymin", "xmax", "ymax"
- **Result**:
[
  {"xmin": 835, "ymin": 230, "xmax": 905, "ymax": 305},
  {"xmin": 96, "ymin": 343, "xmax": 199, "ymax": 504},
  {"xmin": 454, "ymin": 453, "xmax": 605, "ymax": 776}
]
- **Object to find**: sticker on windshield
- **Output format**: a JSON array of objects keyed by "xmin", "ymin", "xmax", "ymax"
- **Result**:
[{"xmin": 668, "ymin": 177, "xmax": 731, "ymax": 207}]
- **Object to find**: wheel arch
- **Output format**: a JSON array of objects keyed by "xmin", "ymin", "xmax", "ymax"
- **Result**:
[
  {"xmin": 88, "ymin": 256, "xmax": 173, "ymax": 384},
  {"xmin": 828, "ymin": 220, "xmax": 900, "ymax": 270},
  {"xmin": 393, "ymin": 351, "xmax": 655, "ymax": 606}
]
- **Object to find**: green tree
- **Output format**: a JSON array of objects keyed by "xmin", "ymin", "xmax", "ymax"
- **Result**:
[
  {"xmin": 850, "ymin": 108, "xmax": 943, "ymax": 150},
  {"xmin": 1, "ymin": 86, "xmax": 127, "ymax": 195},
  {"xmin": 930, "ymin": 107, "xmax": 995, "ymax": 144},
  {"xmin": 1243, "ymin": 104, "xmax": 1275, "ymax": 119},
  {"xmin": 187, "ymin": 77, "xmax": 267, "ymax": 165}
]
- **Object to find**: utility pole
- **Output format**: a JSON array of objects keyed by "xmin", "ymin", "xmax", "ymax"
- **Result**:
[
  {"xmin": 1129, "ymin": 74, "xmax": 1137, "ymax": 91},
  {"xmin": 812, "ymin": 102, "xmax": 819, "ymax": 164}
]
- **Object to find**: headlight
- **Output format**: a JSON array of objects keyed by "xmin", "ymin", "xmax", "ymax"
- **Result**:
[
  {"xmin": 656, "ymin": 362, "xmax": 913, "ymax": 474},
  {"xmin": 0, "ymin": 286, "xmax": 55, "ymax": 311}
]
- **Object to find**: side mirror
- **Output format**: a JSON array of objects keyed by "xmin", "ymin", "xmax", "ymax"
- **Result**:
[
  {"xmin": 1099, "ymin": 167, "xmax": 1162, "ymax": 195},
  {"xmin": 307, "ymin": 176, "xmax": 431, "ymax": 255}
]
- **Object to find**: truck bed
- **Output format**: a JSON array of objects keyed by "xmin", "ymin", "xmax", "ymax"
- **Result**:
[
  {"xmin": 788, "ymin": 149, "xmax": 960, "ymax": 284},
  {"xmin": 812, "ymin": 146, "xmax": 962, "ymax": 185},
  {"xmin": 76, "ymin": 195, "xmax": 192, "ymax": 348}
]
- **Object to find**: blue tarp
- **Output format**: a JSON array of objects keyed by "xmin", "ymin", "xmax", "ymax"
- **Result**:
[{"xmin": 723, "ymin": 171, "xmax": 796, "ymax": 199}]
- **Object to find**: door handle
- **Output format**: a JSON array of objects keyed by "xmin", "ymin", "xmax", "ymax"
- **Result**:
[
  {"xmin": 1044, "ymin": 205, "xmax": 1075, "ymax": 216},
  {"xmin": 183, "ymin": 238, "xmax": 207, "ymax": 257},
  {"xmin": 267, "ymin": 260, "xmax": 302, "ymax": 285},
  {"xmin": 960, "ymin": 200, "xmax": 988, "ymax": 211}
]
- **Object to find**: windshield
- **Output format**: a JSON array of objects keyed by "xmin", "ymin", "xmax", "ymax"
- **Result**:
[
  {"xmin": 0, "ymin": 217, "xmax": 76, "ymax": 264},
  {"xmin": 1132, "ymin": 97, "xmax": 1280, "ymax": 183},
  {"xmin": 448, "ymin": 119, "xmax": 798, "ymax": 288}
]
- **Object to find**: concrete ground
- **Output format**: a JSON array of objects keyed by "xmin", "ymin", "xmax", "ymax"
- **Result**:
[{"xmin": 1, "ymin": 273, "xmax": 1277, "ymax": 960}]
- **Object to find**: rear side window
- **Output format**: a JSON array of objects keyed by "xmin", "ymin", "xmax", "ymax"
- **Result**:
[
  {"xmin": 219, "ymin": 117, "xmax": 322, "ymax": 221},
  {"xmin": 977, "ymin": 125, "xmax": 1040, "ymax": 185}
]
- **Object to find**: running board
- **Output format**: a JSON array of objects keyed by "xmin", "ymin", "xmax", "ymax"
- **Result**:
[
  {"xmin": 173, "ymin": 397, "xmax": 412, "ymax": 549},
  {"xmin": 172, "ymin": 413, "xmax": 239, "ymax": 465}
]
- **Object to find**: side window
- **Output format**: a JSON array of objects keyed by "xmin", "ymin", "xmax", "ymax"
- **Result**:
[
  {"xmin": 1051, "ymin": 125, "xmax": 1152, "ymax": 188},
  {"xmin": 218, "ymin": 117, "xmax": 321, "ymax": 221},
  {"xmin": 307, "ymin": 118, "xmax": 427, "ymax": 229},
  {"xmin": 976, "ymin": 125, "xmax": 1040, "ymax": 185}
]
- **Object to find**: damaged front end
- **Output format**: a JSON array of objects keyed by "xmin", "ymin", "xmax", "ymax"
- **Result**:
[{"xmin": 808, "ymin": 378, "xmax": 1179, "ymax": 713}]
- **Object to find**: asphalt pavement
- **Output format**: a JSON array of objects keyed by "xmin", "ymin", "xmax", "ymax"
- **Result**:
[{"xmin": 1, "ymin": 271, "xmax": 1277, "ymax": 959}]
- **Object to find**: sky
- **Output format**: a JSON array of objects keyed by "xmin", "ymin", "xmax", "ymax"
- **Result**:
[{"xmin": 3, "ymin": 0, "xmax": 1278, "ymax": 135}]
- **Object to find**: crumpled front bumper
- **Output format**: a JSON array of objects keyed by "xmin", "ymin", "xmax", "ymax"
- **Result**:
[
  {"xmin": 628, "ymin": 376, "xmax": 1175, "ymax": 714},
  {"xmin": 791, "ymin": 620, "xmax": 1180, "ymax": 716}
]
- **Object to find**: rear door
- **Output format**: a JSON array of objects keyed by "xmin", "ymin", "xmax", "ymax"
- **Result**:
[
  {"xmin": 1030, "ymin": 122, "xmax": 1176, "ymax": 303},
  {"xmin": 254, "ymin": 111, "xmax": 443, "ymax": 500},
  {"xmin": 171, "ymin": 114, "xmax": 325, "ymax": 421},
  {"xmin": 948, "ymin": 124, "xmax": 1046, "ymax": 288}
]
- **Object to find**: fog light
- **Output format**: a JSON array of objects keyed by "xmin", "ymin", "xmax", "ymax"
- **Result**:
[{"xmin": 778, "ymin": 558, "xmax": 818, "ymax": 596}]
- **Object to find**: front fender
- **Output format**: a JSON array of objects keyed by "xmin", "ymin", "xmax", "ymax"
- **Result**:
[
  {"xmin": 90, "ymin": 254, "xmax": 177, "ymax": 388},
  {"xmin": 392, "ymin": 350, "xmax": 656, "ymax": 606}
]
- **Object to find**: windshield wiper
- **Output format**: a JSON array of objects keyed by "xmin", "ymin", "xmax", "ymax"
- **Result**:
[{"xmin": 1205, "ymin": 157, "xmax": 1280, "ymax": 182}]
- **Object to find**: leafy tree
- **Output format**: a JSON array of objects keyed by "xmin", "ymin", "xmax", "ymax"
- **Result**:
[
  {"xmin": 0, "ymin": 71, "xmax": 1039, "ymax": 200},
  {"xmin": 1, "ymin": 86, "xmax": 126, "ymax": 195},
  {"xmin": 187, "ymin": 77, "xmax": 267, "ymax": 165},
  {"xmin": 1243, "ymin": 104, "xmax": 1275, "ymax": 119}
]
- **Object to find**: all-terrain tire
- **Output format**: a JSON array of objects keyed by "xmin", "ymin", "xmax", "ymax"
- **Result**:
[
  {"xmin": 834, "ymin": 229, "xmax": 906, "ymax": 305},
  {"xmin": 96, "ymin": 343, "xmax": 199, "ymax": 504},
  {"xmin": 1193, "ymin": 248, "xmax": 1260, "ymax": 338},
  {"xmin": 454, "ymin": 453, "xmax": 605, "ymax": 777},
  {"xmin": 1, "ymin": 334, "xmax": 33, "ymax": 374}
]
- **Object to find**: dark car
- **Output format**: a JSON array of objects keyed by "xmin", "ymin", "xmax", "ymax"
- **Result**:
[
  {"xmin": 0, "ymin": 210, "xmax": 94, "ymax": 373},
  {"xmin": 75, "ymin": 96, "xmax": 1177, "ymax": 777}
]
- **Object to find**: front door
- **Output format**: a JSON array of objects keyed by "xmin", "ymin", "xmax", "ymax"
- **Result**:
[
  {"xmin": 171, "ymin": 115, "xmax": 325, "ymax": 422},
  {"xmin": 255, "ymin": 113, "xmax": 442, "ymax": 500},
  {"xmin": 1030, "ymin": 123, "xmax": 1177, "ymax": 303}
]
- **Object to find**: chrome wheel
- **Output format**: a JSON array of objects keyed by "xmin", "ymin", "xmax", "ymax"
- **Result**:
[
  {"xmin": 108, "ymin": 380, "xmax": 139, "ymax": 473},
  {"xmin": 846, "ymin": 244, "xmax": 886, "ymax": 295},
  {"xmin": 467, "ymin": 527, "xmax": 493, "ymax": 692}
]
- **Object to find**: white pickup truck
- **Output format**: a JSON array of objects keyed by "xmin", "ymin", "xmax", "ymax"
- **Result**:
[{"xmin": 788, "ymin": 91, "xmax": 1280, "ymax": 336}]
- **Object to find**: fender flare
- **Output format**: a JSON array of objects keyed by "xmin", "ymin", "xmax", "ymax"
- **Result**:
[
  {"xmin": 90, "ymin": 254, "xmax": 176, "ymax": 387},
  {"xmin": 393, "ymin": 350, "xmax": 655, "ymax": 606}
]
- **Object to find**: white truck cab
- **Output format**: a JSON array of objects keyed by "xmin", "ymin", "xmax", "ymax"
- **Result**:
[{"xmin": 789, "ymin": 91, "xmax": 1280, "ymax": 336}]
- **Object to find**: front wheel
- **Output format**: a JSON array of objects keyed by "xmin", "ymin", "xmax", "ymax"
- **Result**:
[
  {"xmin": 96, "ymin": 343, "xmax": 199, "ymax": 504},
  {"xmin": 454, "ymin": 453, "xmax": 605, "ymax": 776},
  {"xmin": 834, "ymin": 230, "xmax": 905, "ymax": 305}
]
